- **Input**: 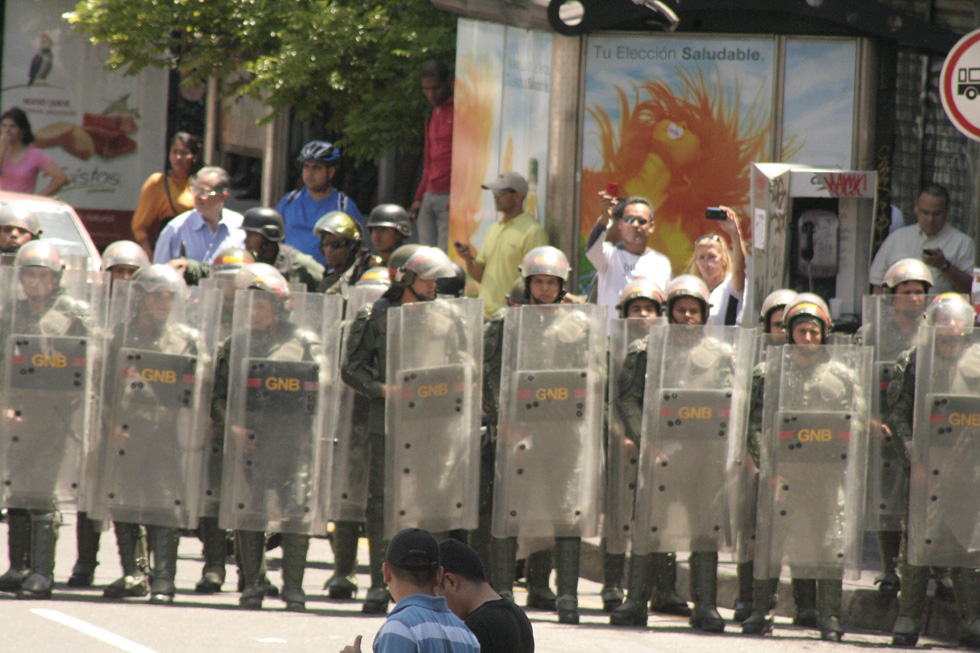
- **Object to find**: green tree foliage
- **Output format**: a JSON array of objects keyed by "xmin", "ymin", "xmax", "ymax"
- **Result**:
[{"xmin": 66, "ymin": 0, "xmax": 456, "ymax": 163}]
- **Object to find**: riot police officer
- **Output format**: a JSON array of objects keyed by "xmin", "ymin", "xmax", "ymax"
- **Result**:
[
  {"xmin": 601, "ymin": 279, "xmax": 664, "ymax": 613},
  {"xmin": 313, "ymin": 210, "xmax": 373, "ymax": 294},
  {"xmin": 487, "ymin": 246, "xmax": 606, "ymax": 625},
  {"xmin": 0, "ymin": 203, "xmax": 41, "ymax": 257},
  {"xmin": 217, "ymin": 263, "xmax": 336, "ymax": 611},
  {"xmin": 866, "ymin": 259, "xmax": 934, "ymax": 598},
  {"xmin": 885, "ymin": 293, "xmax": 980, "ymax": 648},
  {"xmin": 743, "ymin": 293, "xmax": 871, "ymax": 641},
  {"xmin": 97, "ymin": 264, "xmax": 208, "ymax": 603},
  {"xmin": 323, "ymin": 265, "xmax": 392, "ymax": 599},
  {"xmin": 341, "ymin": 244, "xmax": 455, "ymax": 613},
  {"xmin": 365, "ymin": 204, "xmax": 413, "ymax": 266},
  {"xmin": 238, "ymin": 207, "xmax": 323, "ymax": 292},
  {"xmin": 735, "ymin": 289, "xmax": 821, "ymax": 628},
  {"xmin": 68, "ymin": 240, "xmax": 151, "ymax": 588},
  {"xmin": 613, "ymin": 275, "xmax": 743, "ymax": 632},
  {"xmin": 0, "ymin": 241, "xmax": 95, "ymax": 599}
]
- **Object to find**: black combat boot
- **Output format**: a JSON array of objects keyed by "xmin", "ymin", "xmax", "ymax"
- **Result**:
[
  {"xmin": 611, "ymin": 553, "xmax": 653, "ymax": 626},
  {"xmin": 649, "ymin": 552, "xmax": 691, "ymax": 616},
  {"xmin": 488, "ymin": 536, "xmax": 517, "ymax": 602},
  {"xmin": 236, "ymin": 530, "xmax": 267, "ymax": 609},
  {"xmin": 951, "ymin": 567, "xmax": 980, "ymax": 649},
  {"xmin": 0, "ymin": 509, "xmax": 31, "ymax": 592},
  {"xmin": 104, "ymin": 522, "xmax": 149, "ymax": 598},
  {"xmin": 18, "ymin": 513, "xmax": 58, "ymax": 600},
  {"xmin": 195, "ymin": 516, "xmax": 226, "ymax": 593},
  {"xmin": 892, "ymin": 563, "xmax": 928, "ymax": 647},
  {"xmin": 688, "ymin": 552, "xmax": 725, "ymax": 632},
  {"xmin": 526, "ymin": 548, "xmax": 557, "ymax": 611},
  {"xmin": 362, "ymin": 518, "xmax": 389, "ymax": 614},
  {"xmin": 324, "ymin": 521, "xmax": 359, "ymax": 598},
  {"xmin": 733, "ymin": 561, "xmax": 753, "ymax": 622},
  {"xmin": 600, "ymin": 543, "xmax": 626, "ymax": 612},
  {"xmin": 554, "ymin": 538, "xmax": 580, "ymax": 624},
  {"xmin": 741, "ymin": 577, "xmax": 778, "ymax": 635},
  {"xmin": 68, "ymin": 512, "xmax": 101, "ymax": 587},
  {"xmin": 816, "ymin": 578, "xmax": 844, "ymax": 641},
  {"xmin": 148, "ymin": 526, "xmax": 179, "ymax": 604},
  {"xmin": 792, "ymin": 578, "xmax": 818, "ymax": 627},
  {"xmin": 280, "ymin": 533, "xmax": 310, "ymax": 612},
  {"xmin": 874, "ymin": 530, "xmax": 901, "ymax": 595}
]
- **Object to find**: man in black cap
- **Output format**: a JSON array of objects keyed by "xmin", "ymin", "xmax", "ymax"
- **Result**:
[
  {"xmin": 437, "ymin": 539, "xmax": 534, "ymax": 653},
  {"xmin": 340, "ymin": 528, "xmax": 479, "ymax": 653}
]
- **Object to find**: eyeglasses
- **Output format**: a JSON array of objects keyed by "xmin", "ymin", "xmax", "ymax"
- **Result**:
[
  {"xmin": 695, "ymin": 234, "xmax": 722, "ymax": 245},
  {"xmin": 491, "ymin": 189, "xmax": 514, "ymax": 197},
  {"xmin": 193, "ymin": 188, "xmax": 220, "ymax": 198},
  {"xmin": 321, "ymin": 240, "xmax": 348, "ymax": 250},
  {"xmin": 623, "ymin": 216, "xmax": 650, "ymax": 226}
]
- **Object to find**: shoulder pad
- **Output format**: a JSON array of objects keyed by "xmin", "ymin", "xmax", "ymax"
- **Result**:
[
  {"xmin": 626, "ymin": 336, "xmax": 649, "ymax": 355},
  {"xmin": 957, "ymin": 344, "xmax": 980, "ymax": 380},
  {"xmin": 490, "ymin": 307, "xmax": 507, "ymax": 323},
  {"xmin": 813, "ymin": 362, "xmax": 849, "ymax": 402},
  {"xmin": 690, "ymin": 337, "xmax": 732, "ymax": 369},
  {"xmin": 355, "ymin": 303, "xmax": 373, "ymax": 320}
]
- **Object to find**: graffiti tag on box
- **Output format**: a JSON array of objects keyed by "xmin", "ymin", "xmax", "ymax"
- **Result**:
[{"xmin": 814, "ymin": 173, "xmax": 874, "ymax": 198}]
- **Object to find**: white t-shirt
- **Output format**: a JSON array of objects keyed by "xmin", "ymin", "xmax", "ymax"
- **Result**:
[
  {"xmin": 706, "ymin": 274, "xmax": 744, "ymax": 325},
  {"xmin": 868, "ymin": 223, "xmax": 974, "ymax": 294},
  {"xmin": 586, "ymin": 237, "xmax": 672, "ymax": 321}
]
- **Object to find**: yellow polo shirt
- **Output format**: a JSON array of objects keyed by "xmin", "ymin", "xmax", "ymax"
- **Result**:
[{"xmin": 475, "ymin": 211, "xmax": 549, "ymax": 318}]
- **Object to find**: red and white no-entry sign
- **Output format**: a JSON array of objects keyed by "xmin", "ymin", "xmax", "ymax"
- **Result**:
[{"xmin": 941, "ymin": 28, "xmax": 980, "ymax": 141}]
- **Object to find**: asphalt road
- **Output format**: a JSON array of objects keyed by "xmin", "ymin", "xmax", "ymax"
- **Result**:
[{"xmin": 0, "ymin": 516, "xmax": 956, "ymax": 652}]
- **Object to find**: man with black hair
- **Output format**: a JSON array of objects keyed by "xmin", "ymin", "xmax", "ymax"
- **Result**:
[
  {"xmin": 340, "ymin": 528, "xmax": 479, "ymax": 653},
  {"xmin": 437, "ymin": 539, "xmax": 534, "ymax": 653}
]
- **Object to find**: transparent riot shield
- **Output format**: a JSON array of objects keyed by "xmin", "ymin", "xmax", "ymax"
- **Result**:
[
  {"xmin": 0, "ymin": 266, "xmax": 105, "ymax": 511},
  {"xmin": 383, "ymin": 297, "xmax": 483, "ymax": 538},
  {"xmin": 907, "ymin": 326, "xmax": 980, "ymax": 567},
  {"xmin": 754, "ymin": 344, "xmax": 872, "ymax": 580},
  {"xmin": 862, "ymin": 293, "xmax": 936, "ymax": 532},
  {"xmin": 732, "ymin": 330, "xmax": 774, "ymax": 563},
  {"xmin": 219, "ymin": 289, "xmax": 342, "ymax": 535},
  {"xmin": 631, "ymin": 324, "xmax": 755, "ymax": 555},
  {"xmin": 322, "ymin": 285, "xmax": 390, "ymax": 526},
  {"xmin": 190, "ymin": 279, "xmax": 231, "ymax": 520},
  {"xmin": 89, "ymin": 281, "xmax": 216, "ymax": 528},
  {"xmin": 492, "ymin": 304, "xmax": 606, "ymax": 539},
  {"xmin": 603, "ymin": 317, "xmax": 662, "ymax": 554}
]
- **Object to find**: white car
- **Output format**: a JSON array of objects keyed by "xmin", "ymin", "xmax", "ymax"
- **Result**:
[{"xmin": 0, "ymin": 190, "xmax": 102, "ymax": 270}]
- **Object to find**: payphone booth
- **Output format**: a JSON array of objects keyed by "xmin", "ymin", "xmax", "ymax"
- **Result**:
[{"xmin": 749, "ymin": 163, "xmax": 877, "ymax": 331}]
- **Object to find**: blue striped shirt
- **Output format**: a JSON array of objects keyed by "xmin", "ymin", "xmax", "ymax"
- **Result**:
[{"xmin": 373, "ymin": 594, "xmax": 479, "ymax": 653}]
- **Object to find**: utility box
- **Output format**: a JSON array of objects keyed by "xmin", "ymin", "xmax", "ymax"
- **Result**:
[{"xmin": 749, "ymin": 163, "xmax": 877, "ymax": 330}]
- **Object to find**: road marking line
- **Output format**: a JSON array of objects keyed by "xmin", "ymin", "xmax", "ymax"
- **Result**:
[{"xmin": 31, "ymin": 609, "xmax": 158, "ymax": 653}]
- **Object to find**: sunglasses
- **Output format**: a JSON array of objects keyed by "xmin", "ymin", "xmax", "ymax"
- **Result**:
[
  {"xmin": 623, "ymin": 216, "xmax": 650, "ymax": 226},
  {"xmin": 695, "ymin": 234, "xmax": 722, "ymax": 245}
]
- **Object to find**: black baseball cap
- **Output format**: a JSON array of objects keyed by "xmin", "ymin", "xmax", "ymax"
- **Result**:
[{"xmin": 386, "ymin": 528, "xmax": 440, "ymax": 571}]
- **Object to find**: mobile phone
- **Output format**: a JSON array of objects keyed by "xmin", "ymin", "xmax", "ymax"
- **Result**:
[
  {"xmin": 605, "ymin": 182, "xmax": 620, "ymax": 197},
  {"xmin": 706, "ymin": 207, "xmax": 727, "ymax": 221}
]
